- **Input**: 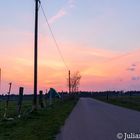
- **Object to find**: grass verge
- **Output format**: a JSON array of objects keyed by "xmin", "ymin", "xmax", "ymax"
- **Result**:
[
  {"xmin": 0, "ymin": 99, "xmax": 77, "ymax": 140},
  {"xmin": 93, "ymin": 96, "xmax": 140, "ymax": 111}
]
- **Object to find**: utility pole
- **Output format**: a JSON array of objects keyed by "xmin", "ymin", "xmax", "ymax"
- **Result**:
[
  {"xmin": 33, "ymin": 0, "xmax": 40, "ymax": 110},
  {"xmin": 69, "ymin": 70, "xmax": 71, "ymax": 94}
]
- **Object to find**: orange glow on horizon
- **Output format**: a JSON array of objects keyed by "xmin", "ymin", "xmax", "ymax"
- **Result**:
[{"xmin": 1, "ymin": 34, "xmax": 140, "ymax": 94}]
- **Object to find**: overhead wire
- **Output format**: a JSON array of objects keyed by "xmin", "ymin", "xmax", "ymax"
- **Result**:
[{"xmin": 40, "ymin": 3, "xmax": 69, "ymax": 71}]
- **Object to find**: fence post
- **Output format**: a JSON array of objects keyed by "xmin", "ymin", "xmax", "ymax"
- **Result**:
[
  {"xmin": 3, "ymin": 83, "xmax": 12, "ymax": 119},
  {"xmin": 44, "ymin": 90, "xmax": 48, "ymax": 107},
  {"xmin": 107, "ymin": 93, "xmax": 109, "ymax": 101},
  {"xmin": 61, "ymin": 91, "xmax": 64, "ymax": 101},
  {"xmin": 17, "ymin": 87, "xmax": 24, "ymax": 118},
  {"xmin": 39, "ymin": 90, "xmax": 44, "ymax": 108},
  {"xmin": 49, "ymin": 90, "xmax": 52, "ymax": 106}
]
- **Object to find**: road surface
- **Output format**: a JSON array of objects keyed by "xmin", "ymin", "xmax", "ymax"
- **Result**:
[{"xmin": 56, "ymin": 98, "xmax": 140, "ymax": 140}]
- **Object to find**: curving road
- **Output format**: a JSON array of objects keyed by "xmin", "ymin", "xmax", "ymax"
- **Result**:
[{"xmin": 56, "ymin": 98, "xmax": 140, "ymax": 140}]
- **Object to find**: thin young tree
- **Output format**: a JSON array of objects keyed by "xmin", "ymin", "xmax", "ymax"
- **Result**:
[{"xmin": 68, "ymin": 71, "xmax": 81, "ymax": 93}]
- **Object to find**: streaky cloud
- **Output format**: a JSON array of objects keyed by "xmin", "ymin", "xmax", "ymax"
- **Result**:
[
  {"xmin": 48, "ymin": 0, "xmax": 76, "ymax": 24},
  {"xmin": 49, "ymin": 8, "xmax": 67, "ymax": 24}
]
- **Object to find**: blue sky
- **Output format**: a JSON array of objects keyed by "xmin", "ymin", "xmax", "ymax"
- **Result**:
[
  {"xmin": 1, "ymin": 0, "xmax": 140, "ymax": 52},
  {"xmin": 45, "ymin": 0, "xmax": 140, "ymax": 51}
]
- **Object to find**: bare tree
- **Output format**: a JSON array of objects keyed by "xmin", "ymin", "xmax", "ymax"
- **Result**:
[{"xmin": 68, "ymin": 71, "xmax": 81, "ymax": 93}]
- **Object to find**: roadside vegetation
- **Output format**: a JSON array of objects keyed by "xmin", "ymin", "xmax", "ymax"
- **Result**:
[
  {"xmin": 93, "ymin": 95, "xmax": 140, "ymax": 111},
  {"xmin": 0, "ymin": 99, "xmax": 77, "ymax": 140}
]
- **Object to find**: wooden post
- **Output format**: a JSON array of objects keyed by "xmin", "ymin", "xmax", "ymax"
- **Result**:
[
  {"xmin": 107, "ymin": 93, "xmax": 109, "ymax": 101},
  {"xmin": 69, "ymin": 70, "xmax": 71, "ymax": 94},
  {"xmin": 17, "ymin": 87, "xmax": 24, "ymax": 118},
  {"xmin": 49, "ymin": 90, "xmax": 52, "ymax": 106},
  {"xmin": 44, "ymin": 89, "xmax": 48, "ymax": 107},
  {"xmin": 61, "ymin": 90, "xmax": 64, "ymax": 101},
  {"xmin": 4, "ymin": 83, "xmax": 12, "ymax": 118},
  {"xmin": 33, "ymin": 0, "xmax": 40, "ymax": 110},
  {"xmin": 39, "ymin": 90, "xmax": 44, "ymax": 108}
]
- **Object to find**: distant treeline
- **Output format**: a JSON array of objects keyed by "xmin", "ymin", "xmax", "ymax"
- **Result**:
[
  {"xmin": 0, "ymin": 92, "xmax": 72, "ymax": 101},
  {"xmin": 79, "ymin": 91, "xmax": 140, "ymax": 97},
  {"xmin": 0, "ymin": 90, "xmax": 140, "ymax": 101}
]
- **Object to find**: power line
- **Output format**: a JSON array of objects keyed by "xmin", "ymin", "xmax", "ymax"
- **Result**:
[{"xmin": 40, "ymin": 4, "xmax": 69, "ymax": 71}]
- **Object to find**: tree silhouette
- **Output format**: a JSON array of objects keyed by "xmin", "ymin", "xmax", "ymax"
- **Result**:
[{"xmin": 68, "ymin": 71, "xmax": 81, "ymax": 93}]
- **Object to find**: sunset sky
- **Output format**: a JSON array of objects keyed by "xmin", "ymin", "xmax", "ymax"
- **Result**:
[{"xmin": 0, "ymin": 0, "xmax": 140, "ymax": 94}]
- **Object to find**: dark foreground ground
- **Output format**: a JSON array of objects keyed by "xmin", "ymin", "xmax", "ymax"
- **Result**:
[
  {"xmin": 0, "ymin": 99, "xmax": 76, "ymax": 140},
  {"xmin": 56, "ymin": 98, "xmax": 140, "ymax": 140}
]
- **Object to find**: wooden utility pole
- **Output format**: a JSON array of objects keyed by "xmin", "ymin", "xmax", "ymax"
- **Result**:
[
  {"xmin": 69, "ymin": 70, "xmax": 71, "ymax": 94},
  {"xmin": 33, "ymin": 0, "xmax": 40, "ymax": 109}
]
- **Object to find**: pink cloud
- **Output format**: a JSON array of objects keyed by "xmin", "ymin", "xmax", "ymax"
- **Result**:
[
  {"xmin": 48, "ymin": 0, "xmax": 76, "ymax": 24},
  {"xmin": 49, "ymin": 9, "xmax": 67, "ymax": 24}
]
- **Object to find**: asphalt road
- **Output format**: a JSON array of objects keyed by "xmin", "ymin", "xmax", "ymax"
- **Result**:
[{"xmin": 56, "ymin": 98, "xmax": 140, "ymax": 140}]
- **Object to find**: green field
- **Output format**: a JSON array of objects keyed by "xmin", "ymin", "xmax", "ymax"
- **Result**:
[
  {"xmin": 0, "ymin": 100, "xmax": 32, "ymax": 118},
  {"xmin": 0, "ymin": 99, "xmax": 77, "ymax": 140},
  {"xmin": 93, "ymin": 95, "xmax": 140, "ymax": 111}
]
